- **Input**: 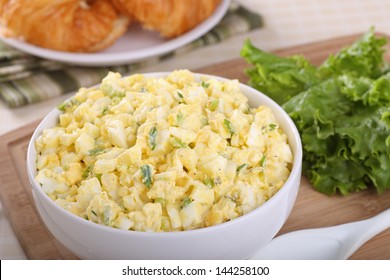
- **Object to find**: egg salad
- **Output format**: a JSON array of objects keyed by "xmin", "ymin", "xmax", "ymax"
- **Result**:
[{"xmin": 35, "ymin": 70, "xmax": 293, "ymax": 232}]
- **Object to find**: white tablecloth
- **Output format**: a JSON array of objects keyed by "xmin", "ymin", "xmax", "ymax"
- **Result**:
[{"xmin": 1, "ymin": 0, "xmax": 390, "ymax": 259}]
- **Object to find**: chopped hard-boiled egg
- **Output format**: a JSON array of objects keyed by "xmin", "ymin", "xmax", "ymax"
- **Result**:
[{"xmin": 35, "ymin": 70, "xmax": 293, "ymax": 232}]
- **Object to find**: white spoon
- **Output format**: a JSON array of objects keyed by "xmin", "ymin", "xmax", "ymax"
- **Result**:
[{"xmin": 251, "ymin": 209, "xmax": 390, "ymax": 260}]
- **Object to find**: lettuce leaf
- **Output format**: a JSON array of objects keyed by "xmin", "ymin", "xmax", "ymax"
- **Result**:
[
  {"xmin": 318, "ymin": 29, "xmax": 387, "ymax": 79},
  {"xmin": 240, "ymin": 39, "xmax": 319, "ymax": 105},
  {"xmin": 283, "ymin": 76, "xmax": 390, "ymax": 195},
  {"xmin": 241, "ymin": 29, "xmax": 390, "ymax": 195}
]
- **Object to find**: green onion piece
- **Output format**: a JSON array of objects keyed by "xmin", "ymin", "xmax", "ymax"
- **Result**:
[
  {"xmin": 154, "ymin": 197, "xmax": 166, "ymax": 208},
  {"xmin": 201, "ymin": 81, "xmax": 210, "ymax": 88},
  {"xmin": 111, "ymin": 96, "xmax": 121, "ymax": 105},
  {"xmin": 95, "ymin": 173, "xmax": 102, "ymax": 183},
  {"xmin": 224, "ymin": 119, "xmax": 236, "ymax": 134},
  {"xmin": 82, "ymin": 165, "xmax": 93, "ymax": 179},
  {"xmin": 259, "ymin": 155, "xmax": 266, "ymax": 167},
  {"xmin": 88, "ymin": 148, "xmax": 105, "ymax": 156},
  {"xmin": 243, "ymin": 104, "xmax": 251, "ymax": 114},
  {"xmin": 57, "ymin": 102, "xmax": 67, "ymax": 112},
  {"xmin": 101, "ymin": 106, "xmax": 109, "ymax": 115},
  {"xmin": 236, "ymin": 163, "xmax": 248, "ymax": 174},
  {"xmin": 204, "ymin": 176, "xmax": 215, "ymax": 187},
  {"xmin": 176, "ymin": 112, "xmax": 184, "ymax": 124},
  {"xmin": 201, "ymin": 116, "xmax": 209, "ymax": 127},
  {"xmin": 177, "ymin": 91, "xmax": 184, "ymax": 103},
  {"xmin": 57, "ymin": 98, "xmax": 78, "ymax": 112},
  {"xmin": 161, "ymin": 218, "xmax": 170, "ymax": 230},
  {"xmin": 181, "ymin": 197, "xmax": 193, "ymax": 208},
  {"xmin": 269, "ymin": 123, "xmax": 277, "ymax": 131},
  {"xmin": 140, "ymin": 165, "xmax": 153, "ymax": 189},
  {"xmin": 148, "ymin": 126, "xmax": 158, "ymax": 150},
  {"xmin": 170, "ymin": 137, "xmax": 188, "ymax": 148},
  {"xmin": 208, "ymin": 99, "xmax": 219, "ymax": 111}
]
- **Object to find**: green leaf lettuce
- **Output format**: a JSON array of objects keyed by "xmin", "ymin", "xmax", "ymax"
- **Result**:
[{"xmin": 241, "ymin": 29, "xmax": 390, "ymax": 195}]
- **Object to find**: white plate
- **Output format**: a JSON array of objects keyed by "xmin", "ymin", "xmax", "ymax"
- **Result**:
[{"xmin": 0, "ymin": 0, "xmax": 230, "ymax": 66}]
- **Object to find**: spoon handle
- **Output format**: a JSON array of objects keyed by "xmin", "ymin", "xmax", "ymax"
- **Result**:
[{"xmin": 342, "ymin": 208, "xmax": 390, "ymax": 259}]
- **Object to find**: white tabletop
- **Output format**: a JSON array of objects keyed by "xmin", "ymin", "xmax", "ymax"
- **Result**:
[{"xmin": 1, "ymin": 0, "xmax": 390, "ymax": 259}]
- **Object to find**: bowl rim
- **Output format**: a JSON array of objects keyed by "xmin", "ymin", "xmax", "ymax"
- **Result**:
[{"xmin": 27, "ymin": 71, "xmax": 303, "ymax": 237}]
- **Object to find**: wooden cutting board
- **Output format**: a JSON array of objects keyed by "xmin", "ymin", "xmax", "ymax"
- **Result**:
[{"xmin": 0, "ymin": 34, "xmax": 389, "ymax": 260}]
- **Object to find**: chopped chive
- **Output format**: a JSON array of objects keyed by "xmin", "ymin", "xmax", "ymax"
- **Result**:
[
  {"xmin": 140, "ymin": 165, "xmax": 153, "ymax": 189},
  {"xmin": 91, "ymin": 210, "xmax": 97, "ymax": 216},
  {"xmin": 201, "ymin": 81, "xmax": 209, "ymax": 88},
  {"xmin": 224, "ymin": 119, "xmax": 236, "ymax": 135},
  {"xmin": 148, "ymin": 126, "xmax": 158, "ymax": 150}
]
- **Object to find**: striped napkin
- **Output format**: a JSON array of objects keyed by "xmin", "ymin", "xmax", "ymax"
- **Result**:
[{"xmin": 0, "ymin": 4, "xmax": 262, "ymax": 107}]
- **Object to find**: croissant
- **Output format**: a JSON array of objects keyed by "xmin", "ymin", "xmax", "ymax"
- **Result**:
[
  {"xmin": 112, "ymin": 0, "xmax": 222, "ymax": 38},
  {"xmin": 0, "ymin": 0, "xmax": 130, "ymax": 52},
  {"xmin": 0, "ymin": 0, "xmax": 7, "ymax": 14}
]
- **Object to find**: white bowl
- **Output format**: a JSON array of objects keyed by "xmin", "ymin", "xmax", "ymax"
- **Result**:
[{"xmin": 27, "ymin": 72, "xmax": 302, "ymax": 259}]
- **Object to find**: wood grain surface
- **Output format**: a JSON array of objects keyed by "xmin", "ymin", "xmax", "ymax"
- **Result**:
[{"xmin": 0, "ymin": 34, "xmax": 389, "ymax": 259}]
